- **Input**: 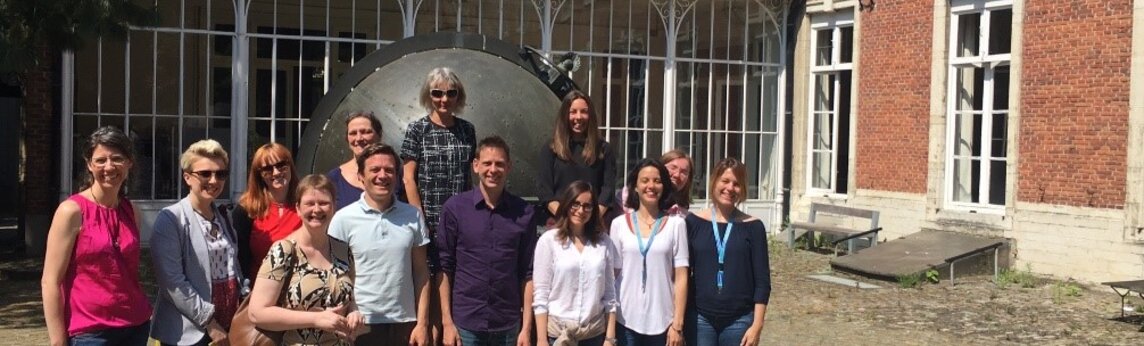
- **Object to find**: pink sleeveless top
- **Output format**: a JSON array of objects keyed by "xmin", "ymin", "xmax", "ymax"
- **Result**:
[{"xmin": 63, "ymin": 194, "xmax": 152, "ymax": 336}]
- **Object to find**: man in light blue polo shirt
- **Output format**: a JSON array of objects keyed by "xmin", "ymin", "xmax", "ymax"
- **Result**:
[{"xmin": 329, "ymin": 143, "xmax": 431, "ymax": 345}]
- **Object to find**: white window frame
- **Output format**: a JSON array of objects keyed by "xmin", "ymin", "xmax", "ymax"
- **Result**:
[
  {"xmin": 806, "ymin": 12, "xmax": 854, "ymax": 198},
  {"xmin": 944, "ymin": 0, "xmax": 1013, "ymax": 213}
]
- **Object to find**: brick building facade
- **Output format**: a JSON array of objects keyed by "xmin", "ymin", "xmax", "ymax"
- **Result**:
[{"xmin": 791, "ymin": 0, "xmax": 1144, "ymax": 283}]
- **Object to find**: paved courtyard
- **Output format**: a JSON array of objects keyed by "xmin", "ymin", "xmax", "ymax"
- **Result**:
[{"xmin": 3, "ymin": 241, "xmax": 1144, "ymax": 345}]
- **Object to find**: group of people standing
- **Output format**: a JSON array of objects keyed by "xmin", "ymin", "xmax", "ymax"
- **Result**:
[{"xmin": 41, "ymin": 67, "xmax": 771, "ymax": 346}]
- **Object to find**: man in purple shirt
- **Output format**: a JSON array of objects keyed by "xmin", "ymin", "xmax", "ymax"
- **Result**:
[{"xmin": 437, "ymin": 136, "xmax": 537, "ymax": 346}]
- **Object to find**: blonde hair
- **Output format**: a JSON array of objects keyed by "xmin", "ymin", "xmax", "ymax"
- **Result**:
[
  {"xmin": 418, "ymin": 67, "xmax": 467, "ymax": 114},
  {"xmin": 180, "ymin": 139, "xmax": 229, "ymax": 171}
]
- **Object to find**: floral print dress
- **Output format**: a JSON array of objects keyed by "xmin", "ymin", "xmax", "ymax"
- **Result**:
[{"xmin": 258, "ymin": 238, "xmax": 355, "ymax": 346}]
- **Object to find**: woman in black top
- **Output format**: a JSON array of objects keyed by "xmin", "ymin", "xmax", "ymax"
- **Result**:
[
  {"xmin": 538, "ymin": 90, "xmax": 617, "ymax": 225},
  {"xmin": 684, "ymin": 158, "xmax": 770, "ymax": 346}
]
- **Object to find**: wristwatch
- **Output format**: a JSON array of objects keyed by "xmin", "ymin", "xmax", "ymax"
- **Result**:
[{"xmin": 604, "ymin": 337, "xmax": 618, "ymax": 345}]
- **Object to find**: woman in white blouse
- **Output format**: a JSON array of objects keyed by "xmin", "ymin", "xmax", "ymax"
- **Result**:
[
  {"xmin": 534, "ymin": 181, "xmax": 619, "ymax": 346},
  {"xmin": 610, "ymin": 159, "xmax": 689, "ymax": 346}
]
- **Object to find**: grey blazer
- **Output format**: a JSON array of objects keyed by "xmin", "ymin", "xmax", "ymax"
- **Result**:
[{"xmin": 149, "ymin": 197, "xmax": 244, "ymax": 345}]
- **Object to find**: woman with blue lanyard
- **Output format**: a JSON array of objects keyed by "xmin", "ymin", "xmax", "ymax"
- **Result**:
[
  {"xmin": 609, "ymin": 158, "xmax": 689, "ymax": 346},
  {"xmin": 684, "ymin": 158, "xmax": 771, "ymax": 346}
]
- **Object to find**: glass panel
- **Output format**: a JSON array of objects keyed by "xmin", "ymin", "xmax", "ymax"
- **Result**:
[
  {"xmin": 338, "ymin": 32, "xmax": 368, "ymax": 63},
  {"xmin": 815, "ymin": 29, "xmax": 833, "ymax": 66},
  {"xmin": 71, "ymin": 115, "xmax": 101, "ymax": 193},
  {"xmin": 988, "ymin": 9, "xmax": 1012, "ymax": 55},
  {"xmin": 811, "ymin": 151, "xmax": 832, "ymax": 190},
  {"xmin": 991, "ymin": 113, "xmax": 1008, "ymax": 158},
  {"xmin": 761, "ymin": 69, "xmax": 780, "ymax": 132},
  {"xmin": 956, "ymin": 13, "xmax": 981, "ymax": 57},
  {"xmin": 690, "ymin": 132, "xmax": 710, "ymax": 198},
  {"xmin": 745, "ymin": 134, "xmax": 761, "ymax": 200},
  {"xmin": 988, "ymin": 159, "xmax": 1006, "ymax": 205},
  {"xmin": 952, "ymin": 113, "xmax": 982, "ymax": 157},
  {"xmin": 840, "ymin": 26, "xmax": 854, "ymax": 64},
  {"xmin": 813, "ymin": 113, "xmax": 833, "ymax": 151},
  {"xmin": 992, "ymin": 65, "xmax": 1010, "ymax": 111},
  {"xmin": 955, "ymin": 66, "xmax": 985, "ymax": 111},
  {"xmin": 814, "ymin": 73, "xmax": 834, "ymax": 112},
  {"xmin": 760, "ymin": 134, "xmax": 778, "ymax": 200},
  {"xmin": 951, "ymin": 157, "xmax": 981, "ymax": 203},
  {"xmin": 153, "ymin": 116, "xmax": 182, "ymax": 200}
]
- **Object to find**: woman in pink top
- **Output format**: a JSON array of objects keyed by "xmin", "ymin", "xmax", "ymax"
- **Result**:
[{"xmin": 41, "ymin": 126, "xmax": 152, "ymax": 346}]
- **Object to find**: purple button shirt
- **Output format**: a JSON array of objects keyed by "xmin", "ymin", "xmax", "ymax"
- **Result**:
[{"xmin": 437, "ymin": 188, "xmax": 538, "ymax": 332}]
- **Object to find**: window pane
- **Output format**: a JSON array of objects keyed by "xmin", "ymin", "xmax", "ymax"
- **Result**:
[
  {"xmin": 814, "ymin": 73, "xmax": 834, "ymax": 112},
  {"xmin": 813, "ymin": 113, "xmax": 833, "ymax": 150},
  {"xmin": 988, "ymin": 159, "xmax": 1006, "ymax": 205},
  {"xmin": 992, "ymin": 65, "xmax": 1010, "ymax": 111},
  {"xmin": 815, "ymin": 29, "xmax": 833, "ymax": 66},
  {"xmin": 952, "ymin": 113, "xmax": 982, "ymax": 157},
  {"xmin": 952, "ymin": 158, "xmax": 981, "ymax": 203},
  {"xmin": 153, "ymin": 116, "xmax": 182, "ymax": 199},
  {"xmin": 988, "ymin": 9, "xmax": 1012, "ymax": 55},
  {"xmin": 812, "ymin": 151, "xmax": 832, "ymax": 190},
  {"xmin": 840, "ymin": 26, "xmax": 854, "ymax": 64},
  {"xmin": 991, "ymin": 113, "xmax": 1008, "ymax": 158},
  {"xmin": 955, "ymin": 66, "xmax": 984, "ymax": 111},
  {"xmin": 956, "ymin": 13, "xmax": 981, "ymax": 57}
]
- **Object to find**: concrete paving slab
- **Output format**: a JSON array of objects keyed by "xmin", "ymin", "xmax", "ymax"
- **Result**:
[
  {"xmin": 806, "ymin": 274, "xmax": 882, "ymax": 289},
  {"xmin": 830, "ymin": 230, "xmax": 1005, "ymax": 279}
]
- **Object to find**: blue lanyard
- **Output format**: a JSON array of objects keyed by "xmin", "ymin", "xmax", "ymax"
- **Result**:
[
  {"xmin": 631, "ymin": 212, "xmax": 664, "ymax": 291},
  {"xmin": 711, "ymin": 214, "xmax": 734, "ymax": 293}
]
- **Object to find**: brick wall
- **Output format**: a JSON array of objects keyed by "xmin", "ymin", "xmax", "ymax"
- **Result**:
[
  {"xmin": 1018, "ymin": 0, "xmax": 1131, "ymax": 209},
  {"xmin": 854, "ymin": 0, "xmax": 933, "ymax": 194},
  {"xmin": 23, "ymin": 43, "xmax": 58, "ymax": 215}
]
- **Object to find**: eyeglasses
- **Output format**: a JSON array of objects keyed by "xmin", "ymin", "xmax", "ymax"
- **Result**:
[
  {"xmin": 90, "ymin": 155, "xmax": 129, "ymax": 167},
  {"xmin": 188, "ymin": 170, "xmax": 229, "ymax": 180},
  {"xmin": 569, "ymin": 201, "xmax": 594, "ymax": 212},
  {"xmin": 259, "ymin": 161, "xmax": 290, "ymax": 175},
  {"xmin": 430, "ymin": 89, "xmax": 459, "ymax": 99}
]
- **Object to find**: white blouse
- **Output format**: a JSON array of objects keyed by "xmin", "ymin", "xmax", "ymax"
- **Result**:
[
  {"xmin": 609, "ymin": 214, "xmax": 689, "ymax": 335},
  {"xmin": 532, "ymin": 229, "xmax": 619, "ymax": 325}
]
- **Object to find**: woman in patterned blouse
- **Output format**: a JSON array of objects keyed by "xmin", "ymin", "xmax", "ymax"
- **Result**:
[{"xmin": 248, "ymin": 174, "xmax": 363, "ymax": 345}]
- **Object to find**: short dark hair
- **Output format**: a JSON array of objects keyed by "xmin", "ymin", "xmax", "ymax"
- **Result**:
[
  {"xmin": 623, "ymin": 158, "xmax": 675, "ymax": 211},
  {"xmin": 345, "ymin": 111, "xmax": 383, "ymax": 138},
  {"xmin": 355, "ymin": 143, "xmax": 399, "ymax": 175},
  {"xmin": 476, "ymin": 136, "xmax": 511, "ymax": 161}
]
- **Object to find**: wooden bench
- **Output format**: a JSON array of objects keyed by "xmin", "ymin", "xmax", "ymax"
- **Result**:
[
  {"xmin": 1103, "ymin": 280, "xmax": 1144, "ymax": 318},
  {"xmin": 788, "ymin": 203, "xmax": 882, "ymax": 254}
]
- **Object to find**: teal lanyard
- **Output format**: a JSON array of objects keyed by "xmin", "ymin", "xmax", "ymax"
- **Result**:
[
  {"xmin": 631, "ymin": 212, "xmax": 664, "ymax": 292},
  {"xmin": 710, "ymin": 215, "xmax": 734, "ymax": 293}
]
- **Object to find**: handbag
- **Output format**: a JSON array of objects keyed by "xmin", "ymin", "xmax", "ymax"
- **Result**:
[{"xmin": 228, "ymin": 240, "xmax": 299, "ymax": 346}]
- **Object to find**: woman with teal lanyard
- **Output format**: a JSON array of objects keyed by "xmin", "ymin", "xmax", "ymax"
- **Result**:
[
  {"xmin": 684, "ymin": 158, "xmax": 770, "ymax": 346},
  {"xmin": 609, "ymin": 158, "xmax": 689, "ymax": 346}
]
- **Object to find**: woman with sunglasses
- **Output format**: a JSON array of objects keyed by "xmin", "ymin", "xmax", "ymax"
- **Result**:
[
  {"xmin": 533, "ymin": 181, "xmax": 618, "ymax": 346},
  {"xmin": 400, "ymin": 67, "xmax": 476, "ymax": 345},
  {"xmin": 151, "ymin": 139, "xmax": 244, "ymax": 346},
  {"xmin": 233, "ymin": 142, "xmax": 302, "ymax": 280},
  {"xmin": 42, "ymin": 126, "xmax": 152, "ymax": 346},
  {"xmin": 610, "ymin": 159, "xmax": 689, "ymax": 346},
  {"xmin": 328, "ymin": 111, "xmax": 404, "ymax": 210},
  {"xmin": 538, "ymin": 90, "xmax": 616, "ymax": 227},
  {"xmin": 684, "ymin": 158, "xmax": 770, "ymax": 346}
]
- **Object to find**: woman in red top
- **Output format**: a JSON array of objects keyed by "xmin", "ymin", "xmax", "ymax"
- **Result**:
[{"xmin": 234, "ymin": 142, "xmax": 303, "ymax": 279}]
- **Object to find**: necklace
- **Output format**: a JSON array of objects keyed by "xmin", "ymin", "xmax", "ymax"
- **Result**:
[{"xmin": 91, "ymin": 189, "xmax": 121, "ymax": 249}]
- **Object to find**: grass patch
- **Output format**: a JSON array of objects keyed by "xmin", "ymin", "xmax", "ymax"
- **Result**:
[
  {"xmin": 995, "ymin": 265, "xmax": 1039, "ymax": 289},
  {"xmin": 1051, "ymin": 281, "xmax": 1083, "ymax": 304},
  {"xmin": 897, "ymin": 273, "xmax": 922, "ymax": 289}
]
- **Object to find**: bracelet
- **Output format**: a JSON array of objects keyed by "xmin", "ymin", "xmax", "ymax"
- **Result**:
[{"xmin": 604, "ymin": 337, "xmax": 618, "ymax": 345}]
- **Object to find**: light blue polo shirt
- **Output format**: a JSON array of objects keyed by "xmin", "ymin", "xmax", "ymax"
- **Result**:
[{"xmin": 328, "ymin": 193, "xmax": 429, "ymax": 324}]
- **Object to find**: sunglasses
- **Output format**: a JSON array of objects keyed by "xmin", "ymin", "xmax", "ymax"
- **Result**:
[
  {"xmin": 430, "ymin": 89, "xmax": 459, "ymax": 99},
  {"xmin": 188, "ymin": 170, "xmax": 229, "ymax": 180},
  {"xmin": 259, "ymin": 161, "xmax": 291, "ymax": 175}
]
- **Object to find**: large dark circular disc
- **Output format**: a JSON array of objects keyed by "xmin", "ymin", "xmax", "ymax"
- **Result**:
[{"xmin": 298, "ymin": 32, "xmax": 575, "ymax": 199}]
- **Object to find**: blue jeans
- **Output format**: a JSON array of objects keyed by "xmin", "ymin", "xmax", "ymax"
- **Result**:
[
  {"xmin": 685, "ymin": 311, "xmax": 754, "ymax": 346},
  {"xmin": 457, "ymin": 323, "xmax": 520, "ymax": 346},
  {"xmin": 69, "ymin": 321, "xmax": 150, "ymax": 346},
  {"xmin": 617, "ymin": 324, "xmax": 666, "ymax": 346},
  {"xmin": 547, "ymin": 334, "xmax": 605, "ymax": 346}
]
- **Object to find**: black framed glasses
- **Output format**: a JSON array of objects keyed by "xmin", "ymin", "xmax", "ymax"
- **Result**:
[
  {"xmin": 188, "ymin": 170, "xmax": 229, "ymax": 180},
  {"xmin": 430, "ymin": 89, "xmax": 459, "ymax": 98},
  {"xmin": 569, "ymin": 201, "xmax": 594, "ymax": 212},
  {"xmin": 258, "ymin": 161, "xmax": 290, "ymax": 175}
]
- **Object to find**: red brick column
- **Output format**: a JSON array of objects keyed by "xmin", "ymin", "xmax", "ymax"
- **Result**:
[{"xmin": 21, "ymin": 42, "xmax": 59, "ymax": 254}]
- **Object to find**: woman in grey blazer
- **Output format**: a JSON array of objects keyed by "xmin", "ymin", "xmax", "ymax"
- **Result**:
[{"xmin": 150, "ymin": 139, "xmax": 244, "ymax": 346}]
